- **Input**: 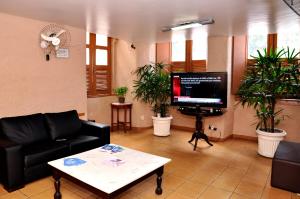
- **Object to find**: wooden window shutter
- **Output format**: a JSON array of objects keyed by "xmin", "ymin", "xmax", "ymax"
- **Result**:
[
  {"xmin": 231, "ymin": 35, "xmax": 247, "ymax": 95},
  {"xmin": 86, "ymin": 34, "xmax": 112, "ymax": 97},
  {"xmin": 156, "ymin": 39, "xmax": 207, "ymax": 73},
  {"xmin": 267, "ymin": 33, "xmax": 277, "ymax": 54},
  {"xmin": 156, "ymin": 42, "xmax": 171, "ymax": 64},
  {"xmin": 191, "ymin": 60, "xmax": 207, "ymax": 72}
]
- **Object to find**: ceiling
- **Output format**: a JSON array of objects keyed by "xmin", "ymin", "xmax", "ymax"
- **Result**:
[{"xmin": 0, "ymin": 0, "xmax": 299, "ymax": 43}]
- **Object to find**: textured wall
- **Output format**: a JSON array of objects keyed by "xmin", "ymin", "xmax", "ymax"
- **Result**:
[{"xmin": 0, "ymin": 12, "xmax": 87, "ymax": 118}]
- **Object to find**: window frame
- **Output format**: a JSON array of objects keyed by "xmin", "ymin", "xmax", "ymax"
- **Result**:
[
  {"xmin": 86, "ymin": 33, "xmax": 112, "ymax": 98},
  {"xmin": 170, "ymin": 40, "xmax": 207, "ymax": 72}
]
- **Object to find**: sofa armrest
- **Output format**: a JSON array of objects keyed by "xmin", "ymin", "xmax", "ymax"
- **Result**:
[
  {"xmin": 0, "ymin": 138, "xmax": 24, "ymax": 191},
  {"xmin": 80, "ymin": 120, "xmax": 110, "ymax": 145}
]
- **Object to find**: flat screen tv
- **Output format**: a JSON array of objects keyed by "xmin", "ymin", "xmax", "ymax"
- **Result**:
[{"xmin": 171, "ymin": 72, "xmax": 228, "ymax": 108}]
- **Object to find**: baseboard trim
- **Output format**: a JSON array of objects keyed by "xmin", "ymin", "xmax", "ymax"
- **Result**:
[
  {"xmin": 232, "ymin": 134, "xmax": 258, "ymax": 142},
  {"xmin": 209, "ymin": 134, "xmax": 233, "ymax": 142},
  {"xmin": 131, "ymin": 126, "xmax": 153, "ymax": 131},
  {"xmin": 171, "ymin": 125, "xmax": 233, "ymax": 142},
  {"xmin": 171, "ymin": 125, "xmax": 258, "ymax": 142},
  {"xmin": 171, "ymin": 125, "xmax": 194, "ymax": 131},
  {"xmin": 132, "ymin": 125, "xmax": 258, "ymax": 142}
]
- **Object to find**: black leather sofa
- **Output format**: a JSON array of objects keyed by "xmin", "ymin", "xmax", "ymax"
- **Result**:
[{"xmin": 0, "ymin": 110, "xmax": 110, "ymax": 192}]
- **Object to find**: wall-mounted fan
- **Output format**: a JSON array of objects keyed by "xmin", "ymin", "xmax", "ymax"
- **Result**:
[{"xmin": 40, "ymin": 24, "xmax": 71, "ymax": 61}]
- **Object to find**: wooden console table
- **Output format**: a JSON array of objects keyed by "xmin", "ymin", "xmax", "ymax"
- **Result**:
[{"xmin": 111, "ymin": 102, "xmax": 132, "ymax": 132}]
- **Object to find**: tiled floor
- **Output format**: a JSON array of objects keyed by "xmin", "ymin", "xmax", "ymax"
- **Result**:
[{"xmin": 0, "ymin": 129, "xmax": 299, "ymax": 199}]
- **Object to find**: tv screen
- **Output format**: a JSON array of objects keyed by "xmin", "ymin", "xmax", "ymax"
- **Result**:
[{"xmin": 171, "ymin": 72, "xmax": 228, "ymax": 108}]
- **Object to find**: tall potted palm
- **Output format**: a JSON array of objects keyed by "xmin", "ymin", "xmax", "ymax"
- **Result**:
[
  {"xmin": 133, "ymin": 62, "xmax": 172, "ymax": 136},
  {"xmin": 237, "ymin": 48, "xmax": 300, "ymax": 157}
]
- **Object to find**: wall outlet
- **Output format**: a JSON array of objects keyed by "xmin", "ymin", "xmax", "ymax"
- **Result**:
[{"xmin": 208, "ymin": 125, "xmax": 217, "ymax": 131}]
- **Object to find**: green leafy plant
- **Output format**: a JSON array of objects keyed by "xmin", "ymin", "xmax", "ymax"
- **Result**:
[
  {"xmin": 133, "ymin": 62, "xmax": 171, "ymax": 117},
  {"xmin": 237, "ymin": 47, "xmax": 300, "ymax": 132},
  {"xmin": 113, "ymin": 86, "xmax": 128, "ymax": 97}
]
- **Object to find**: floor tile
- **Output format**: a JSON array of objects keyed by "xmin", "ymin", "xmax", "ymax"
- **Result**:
[
  {"xmin": 292, "ymin": 193, "xmax": 300, "ymax": 199},
  {"xmin": 211, "ymin": 175, "xmax": 241, "ymax": 192},
  {"xmin": 172, "ymin": 181, "xmax": 207, "ymax": 198},
  {"xmin": 230, "ymin": 193, "xmax": 253, "ymax": 199},
  {"xmin": 261, "ymin": 186, "xmax": 292, "ymax": 199},
  {"xmin": 0, "ymin": 186, "xmax": 6, "ymax": 197},
  {"xmin": 0, "ymin": 191, "xmax": 27, "ymax": 199},
  {"xmin": 29, "ymin": 187, "xmax": 82, "ymax": 199},
  {"xmin": 199, "ymin": 186, "xmax": 232, "ymax": 199},
  {"xmin": 220, "ymin": 167, "xmax": 247, "ymax": 179},
  {"xmin": 234, "ymin": 180, "xmax": 264, "ymax": 199},
  {"xmin": 189, "ymin": 169, "xmax": 221, "ymax": 185},
  {"xmin": 0, "ymin": 129, "xmax": 295, "ymax": 199},
  {"xmin": 19, "ymin": 177, "xmax": 53, "ymax": 197}
]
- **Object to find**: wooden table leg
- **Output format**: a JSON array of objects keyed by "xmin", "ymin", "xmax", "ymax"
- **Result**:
[
  {"xmin": 129, "ymin": 106, "xmax": 132, "ymax": 130},
  {"xmin": 124, "ymin": 108, "xmax": 127, "ymax": 133},
  {"xmin": 117, "ymin": 108, "xmax": 119, "ymax": 130},
  {"xmin": 53, "ymin": 173, "xmax": 62, "ymax": 199},
  {"xmin": 155, "ymin": 166, "xmax": 164, "ymax": 195},
  {"xmin": 111, "ymin": 105, "xmax": 114, "ymax": 131}
]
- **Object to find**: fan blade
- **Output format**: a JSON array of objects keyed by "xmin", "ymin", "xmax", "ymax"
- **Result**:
[
  {"xmin": 56, "ymin": 29, "xmax": 66, "ymax": 37},
  {"xmin": 40, "ymin": 40, "xmax": 49, "ymax": 49},
  {"xmin": 52, "ymin": 37, "xmax": 61, "ymax": 46},
  {"xmin": 41, "ymin": 33, "xmax": 54, "ymax": 42}
]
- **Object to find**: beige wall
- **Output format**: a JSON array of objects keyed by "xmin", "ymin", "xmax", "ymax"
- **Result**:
[
  {"xmin": 86, "ymin": 33, "xmax": 300, "ymax": 142},
  {"xmin": 233, "ymin": 101, "xmax": 300, "ymax": 142},
  {"xmin": 0, "ymin": 12, "xmax": 87, "ymax": 118},
  {"xmin": 87, "ymin": 40, "xmax": 153, "ymax": 127}
]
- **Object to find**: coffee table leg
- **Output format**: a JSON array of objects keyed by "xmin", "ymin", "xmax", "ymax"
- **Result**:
[
  {"xmin": 155, "ymin": 166, "xmax": 164, "ymax": 195},
  {"xmin": 53, "ymin": 173, "xmax": 62, "ymax": 199}
]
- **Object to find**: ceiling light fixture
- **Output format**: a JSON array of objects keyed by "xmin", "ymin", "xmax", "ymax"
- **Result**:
[
  {"xmin": 162, "ymin": 18, "xmax": 214, "ymax": 32},
  {"xmin": 171, "ymin": 23, "xmax": 202, "ymax": 31},
  {"xmin": 282, "ymin": 0, "xmax": 300, "ymax": 16}
]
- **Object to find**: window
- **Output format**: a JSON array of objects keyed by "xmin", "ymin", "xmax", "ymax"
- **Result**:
[
  {"xmin": 171, "ymin": 40, "xmax": 185, "ymax": 62},
  {"xmin": 192, "ymin": 33, "xmax": 207, "ymax": 60},
  {"xmin": 191, "ymin": 33, "xmax": 207, "ymax": 72},
  {"xmin": 86, "ymin": 33, "xmax": 112, "ymax": 97},
  {"xmin": 247, "ymin": 34, "xmax": 267, "ymax": 59},
  {"xmin": 277, "ymin": 32, "xmax": 300, "ymax": 58},
  {"xmin": 170, "ymin": 35, "xmax": 207, "ymax": 72}
]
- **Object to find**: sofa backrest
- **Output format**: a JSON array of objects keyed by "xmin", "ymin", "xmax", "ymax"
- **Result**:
[
  {"xmin": 0, "ymin": 113, "xmax": 49, "ymax": 145},
  {"xmin": 44, "ymin": 110, "xmax": 82, "ymax": 140}
]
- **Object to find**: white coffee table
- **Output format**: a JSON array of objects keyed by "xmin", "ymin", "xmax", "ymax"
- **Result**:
[{"xmin": 48, "ymin": 144, "xmax": 171, "ymax": 199}]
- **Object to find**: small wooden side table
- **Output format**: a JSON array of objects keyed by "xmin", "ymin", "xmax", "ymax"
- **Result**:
[{"xmin": 111, "ymin": 102, "xmax": 132, "ymax": 132}]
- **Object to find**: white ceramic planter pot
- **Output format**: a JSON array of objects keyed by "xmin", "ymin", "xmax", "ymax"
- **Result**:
[
  {"xmin": 152, "ymin": 116, "xmax": 173, "ymax": 136},
  {"xmin": 256, "ymin": 129, "xmax": 287, "ymax": 158}
]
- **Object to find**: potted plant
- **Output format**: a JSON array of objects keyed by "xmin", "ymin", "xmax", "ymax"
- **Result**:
[
  {"xmin": 114, "ymin": 86, "xmax": 128, "ymax": 103},
  {"xmin": 237, "ymin": 48, "xmax": 300, "ymax": 158},
  {"xmin": 133, "ymin": 62, "xmax": 173, "ymax": 136}
]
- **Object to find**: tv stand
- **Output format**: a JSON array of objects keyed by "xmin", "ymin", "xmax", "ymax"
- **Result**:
[{"xmin": 178, "ymin": 106, "xmax": 223, "ymax": 151}]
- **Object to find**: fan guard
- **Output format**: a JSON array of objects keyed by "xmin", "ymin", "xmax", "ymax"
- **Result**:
[{"xmin": 39, "ymin": 24, "xmax": 71, "ymax": 61}]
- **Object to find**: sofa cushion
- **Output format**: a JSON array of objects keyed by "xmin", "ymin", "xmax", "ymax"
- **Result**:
[
  {"xmin": 67, "ymin": 135, "xmax": 101, "ymax": 155},
  {"xmin": 45, "ymin": 110, "xmax": 81, "ymax": 140},
  {"xmin": 23, "ymin": 141, "xmax": 69, "ymax": 168},
  {"xmin": 0, "ymin": 113, "xmax": 49, "ymax": 145}
]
